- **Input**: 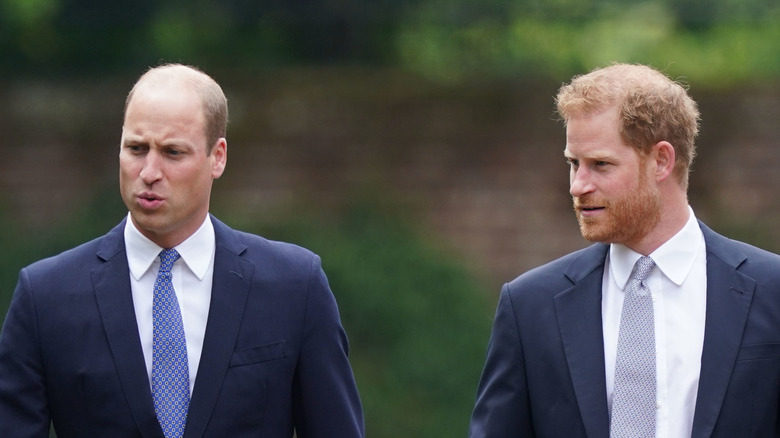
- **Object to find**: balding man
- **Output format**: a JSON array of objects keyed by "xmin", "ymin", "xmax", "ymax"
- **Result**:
[{"xmin": 0, "ymin": 64, "xmax": 364, "ymax": 438}]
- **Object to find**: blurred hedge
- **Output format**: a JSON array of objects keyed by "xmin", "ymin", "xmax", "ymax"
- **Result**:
[{"xmin": 3, "ymin": 0, "xmax": 780, "ymax": 87}]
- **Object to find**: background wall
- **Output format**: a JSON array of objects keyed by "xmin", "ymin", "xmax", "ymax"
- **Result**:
[{"xmin": 4, "ymin": 72, "xmax": 780, "ymax": 289}]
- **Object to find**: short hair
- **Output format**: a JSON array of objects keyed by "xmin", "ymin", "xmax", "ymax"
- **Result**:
[
  {"xmin": 555, "ymin": 63, "xmax": 700, "ymax": 188},
  {"xmin": 124, "ymin": 63, "xmax": 228, "ymax": 154}
]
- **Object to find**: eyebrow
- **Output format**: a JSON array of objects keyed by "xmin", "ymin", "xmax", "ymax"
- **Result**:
[
  {"xmin": 122, "ymin": 136, "xmax": 145, "ymax": 144},
  {"xmin": 563, "ymin": 148, "xmax": 616, "ymax": 161},
  {"xmin": 121, "ymin": 135, "xmax": 197, "ymax": 150}
]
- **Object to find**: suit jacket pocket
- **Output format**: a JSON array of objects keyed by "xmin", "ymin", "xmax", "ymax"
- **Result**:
[
  {"xmin": 736, "ymin": 342, "xmax": 780, "ymax": 361},
  {"xmin": 230, "ymin": 340, "xmax": 287, "ymax": 367}
]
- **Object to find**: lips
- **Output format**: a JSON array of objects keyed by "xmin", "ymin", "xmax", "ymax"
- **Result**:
[
  {"xmin": 574, "ymin": 198, "xmax": 605, "ymax": 216},
  {"xmin": 137, "ymin": 192, "xmax": 165, "ymax": 209}
]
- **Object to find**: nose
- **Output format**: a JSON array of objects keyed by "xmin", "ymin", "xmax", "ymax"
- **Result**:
[
  {"xmin": 139, "ymin": 151, "xmax": 163, "ymax": 185},
  {"xmin": 569, "ymin": 166, "xmax": 594, "ymax": 198}
]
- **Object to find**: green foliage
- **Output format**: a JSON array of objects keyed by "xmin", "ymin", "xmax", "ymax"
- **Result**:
[
  {"xmin": 0, "ymin": 0, "xmax": 61, "ymax": 64},
  {"xmin": 3, "ymin": 0, "xmax": 780, "ymax": 86},
  {"xmin": 231, "ymin": 199, "xmax": 494, "ymax": 437},
  {"xmin": 395, "ymin": 0, "xmax": 780, "ymax": 86}
]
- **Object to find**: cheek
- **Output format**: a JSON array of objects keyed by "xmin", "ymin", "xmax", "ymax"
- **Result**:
[
  {"xmin": 175, "ymin": 167, "xmax": 212, "ymax": 193},
  {"xmin": 604, "ymin": 173, "xmax": 637, "ymax": 196},
  {"xmin": 118, "ymin": 156, "xmax": 139, "ymax": 177},
  {"xmin": 118, "ymin": 165, "xmax": 131, "ymax": 185}
]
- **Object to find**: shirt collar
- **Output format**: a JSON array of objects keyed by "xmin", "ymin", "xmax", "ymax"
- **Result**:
[
  {"xmin": 609, "ymin": 206, "xmax": 703, "ymax": 289},
  {"xmin": 124, "ymin": 213, "xmax": 215, "ymax": 281}
]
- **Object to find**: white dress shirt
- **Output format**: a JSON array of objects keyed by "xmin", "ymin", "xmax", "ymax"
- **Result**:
[
  {"xmin": 602, "ymin": 206, "xmax": 707, "ymax": 437},
  {"xmin": 124, "ymin": 214, "xmax": 215, "ymax": 395}
]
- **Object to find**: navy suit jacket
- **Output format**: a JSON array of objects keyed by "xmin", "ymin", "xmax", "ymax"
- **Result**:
[
  {"xmin": 0, "ymin": 216, "xmax": 364, "ymax": 438},
  {"xmin": 469, "ymin": 222, "xmax": 780, "ymax": 437}
]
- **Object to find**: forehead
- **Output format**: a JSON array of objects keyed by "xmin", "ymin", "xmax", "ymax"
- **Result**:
[
  {"xmin": 126, "ymin": 79, "xmax": 202, "ymax": 115},
  {"xmin": 563, "ymin": 107, "xmax": 633, "ymax": 158},
  {"xmin": 123, "ymin": 84, "xmax": 206, "ymax": 139}
]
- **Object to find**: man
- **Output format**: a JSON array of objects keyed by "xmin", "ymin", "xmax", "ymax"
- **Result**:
[
  {"xmin": 469, "ymin": 63, "xmax": 780, "ymax": 437},
  {"xmin": 0, "ymin": 64, "xmax": 364, "ymax": 437}
]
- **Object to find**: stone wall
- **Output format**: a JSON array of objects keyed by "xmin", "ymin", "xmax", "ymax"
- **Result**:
[{"xmin": 3, "ymin": 69, "xmax": 780, "ymax": 293}]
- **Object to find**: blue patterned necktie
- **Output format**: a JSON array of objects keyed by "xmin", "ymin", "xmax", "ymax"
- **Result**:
[
  {"xmin": 152, "ymin": 248, "xmax": 190, "ymax": 438},
  {"xmin": 610, "ymin": 256, "xmax": 656, "ymax": 438}
]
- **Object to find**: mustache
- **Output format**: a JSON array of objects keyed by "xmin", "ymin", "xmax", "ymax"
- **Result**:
[{"xmin": 573, "ymin": 195, "xmax": 605, "ymax": 209}]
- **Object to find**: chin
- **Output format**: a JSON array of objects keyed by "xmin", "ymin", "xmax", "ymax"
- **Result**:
[
  {"xmin": 579, "ymin": 223, "xmax": 616, "ymax": 244},
  {"xmin": 130, "ymin": 213, "xmax": 164, "ymax": 232}
]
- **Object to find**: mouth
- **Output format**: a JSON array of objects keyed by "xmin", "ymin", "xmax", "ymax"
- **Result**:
[
  {"xmin": 137, "ymin": 192, "xmax": 165, "ymax": 209},
  {"xmin": 574, "ymin": 199, "xmax": 605, "ymax": 216}
]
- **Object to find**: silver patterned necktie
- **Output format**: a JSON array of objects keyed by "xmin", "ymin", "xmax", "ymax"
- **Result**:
[
  {"xmin": 152, "ymin": 248, "xmax": 190, "ymax": 438},
  {"xmin": 610, "ymin": 256, "xmax": 656, "ymax": 438}
]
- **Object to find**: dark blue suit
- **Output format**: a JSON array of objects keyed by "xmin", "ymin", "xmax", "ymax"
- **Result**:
[
  {"xmin": 0, "ymin": 216, "xmax": 364, "ymax": 437},
  {"xmin": 469, "ymin": 222, "xmax": 780, "ymax": 437}
]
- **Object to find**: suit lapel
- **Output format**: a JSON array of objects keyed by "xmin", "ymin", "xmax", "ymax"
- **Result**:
[
  {"xmin": 555, "ymin": 244, "xmax": 611, "ymax": 438},
  {"xmin": 184, "ymin": 217, "xmax": 254, "ymax": 438},
  {"xmin": 93, "ymin": 220, "xmax": 164, "ymax": 438},
  {"xmin": 691, "ymin": 223, "xmax": 755, "ymax": 438}
]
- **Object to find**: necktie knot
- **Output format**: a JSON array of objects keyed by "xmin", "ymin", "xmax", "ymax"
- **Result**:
[
  {"xmin": 627, "ymin": 256, "xmax": 655, "ymax": 295},
  {"xmin": 159, "ymin": 249, "xmax": 180, "ymax": 273}
]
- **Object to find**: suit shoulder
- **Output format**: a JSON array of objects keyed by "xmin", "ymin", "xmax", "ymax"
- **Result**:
[
  {"xmin": 728, "ymin": 237, "xmax": 780, "ymax": 260},
  {"xmin": 731, "ymin": 239, "xmax": 780, "ymax": 261},
  {"xmin": 504, "ymin": 244, "xmax": 606, "ymax": 298},
  {"xmin": 703, "ymin": 224, "xmax": 780, "ymax": 271},
  {"xmin": 719, "ymin": 238, "xmax": 780, "ymax": 283},
  {"xmin": 22, "ymin": 235, "xmax": 105, "ymax": 277},
  {"xmin": 230, "ymin": 229, "xmax": 320, "ymax": 266}
]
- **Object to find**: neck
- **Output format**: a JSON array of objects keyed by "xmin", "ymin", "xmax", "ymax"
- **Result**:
[{"xmin": 628, "ymin": 192, "xmax": 690, "ymax": 256}]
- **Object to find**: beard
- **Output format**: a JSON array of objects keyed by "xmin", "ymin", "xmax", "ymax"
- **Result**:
[{"xmin": 573, "ymin": 173, "xmax": 661, "ymax": 245}]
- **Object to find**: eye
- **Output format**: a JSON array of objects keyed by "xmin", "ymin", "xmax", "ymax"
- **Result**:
[
  {"xmin": 125, "ymin": 144, "xmax": 147, "ymax": 154},
  {"xmin": 164, "ymin": 147, "xmax": 184, "ymax": 157},
  {"xmin": 566, "ymin": 158, "xmax": 579, "ymax": 168}
]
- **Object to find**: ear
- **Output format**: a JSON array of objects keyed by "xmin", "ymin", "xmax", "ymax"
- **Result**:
[
  {"xmin": 211, "ymin": 138, "xmax": 227, "ymax": 179},
  {"xmin": 651, "ymin": 140, "xmax": 675, "ymax": 183}
]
